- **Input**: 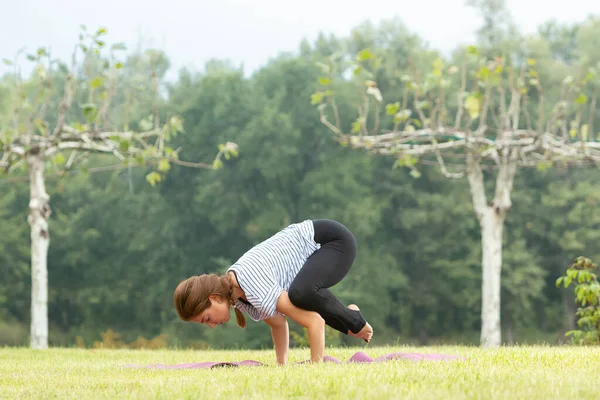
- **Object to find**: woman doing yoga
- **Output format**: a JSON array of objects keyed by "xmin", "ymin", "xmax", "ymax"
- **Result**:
[{"xmin": 173, "ymin": 219, "xmax": 373, "ymax": 364}]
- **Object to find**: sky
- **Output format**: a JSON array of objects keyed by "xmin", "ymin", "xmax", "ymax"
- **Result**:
[{"xmin": 1, "ymin": 0, "xmax": 600, "ymax": 80}]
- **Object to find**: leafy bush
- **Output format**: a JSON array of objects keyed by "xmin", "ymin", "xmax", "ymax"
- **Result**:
[{"xmin": 556, "ymin": 257, "xmax": 600, "ymax": 345}]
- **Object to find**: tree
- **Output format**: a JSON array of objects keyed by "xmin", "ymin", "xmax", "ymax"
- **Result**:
[
  {"xmin": 313, "ymin": 39, "xmax": 600, "ymax": 346},
  {"xmin": 0, "ymin": 27, "xmax": 238, "ymax": 349},
  {"xmin": 466, "ymin": 0, "xmax": 517, "ymax": 52}
]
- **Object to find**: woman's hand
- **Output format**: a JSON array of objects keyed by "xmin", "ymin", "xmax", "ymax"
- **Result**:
[
  {"xmin": 275, "ymin": 291, "xmax": 325, "ymax": 363},
  {"xmin": 264, "ymin": 315, "xmax": 289, "ymax": 365}
]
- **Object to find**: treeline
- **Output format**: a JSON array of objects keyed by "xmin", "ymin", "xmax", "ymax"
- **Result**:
[{"xmin": 1, "ymin": 12, "xmax": 600, "ymax": 349}]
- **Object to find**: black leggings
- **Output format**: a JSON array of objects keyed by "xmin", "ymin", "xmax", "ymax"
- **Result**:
[{"xmin": 288, "ymin": 219, "xmax": 366, "ymax": 334}]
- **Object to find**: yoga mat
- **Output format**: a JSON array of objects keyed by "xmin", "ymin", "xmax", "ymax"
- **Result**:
[{"xmin": 128, "ymin": 351, "xmax": 463, "ymax": 370}]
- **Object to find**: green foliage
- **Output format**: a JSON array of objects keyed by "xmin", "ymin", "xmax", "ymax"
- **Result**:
[
  {"xmin": 0, "ymin": 186, "xmax": 30, "ymax": 329},
  {"xmin": 3, "ymin": 15, "xmax": 600, "ymax": 351},
  {"xmin": 556, "ymin": 257, "xmax": 600, "ymax": 345}
]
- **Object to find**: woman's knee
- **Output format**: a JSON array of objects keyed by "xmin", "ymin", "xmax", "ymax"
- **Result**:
[{"xmin": 288, "ymin": 285, "xmax": 317, "ymax": 309}]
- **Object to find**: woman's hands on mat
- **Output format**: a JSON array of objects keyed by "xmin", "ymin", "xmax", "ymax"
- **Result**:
[{"xmin": 264, "ymin": 314, "xmax": 289, "ymax": 365}]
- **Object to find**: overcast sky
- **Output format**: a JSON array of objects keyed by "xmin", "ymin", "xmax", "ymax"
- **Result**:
[{"xmin": 1, "ymin": 0, "xmax": 600, "ymax": 80}]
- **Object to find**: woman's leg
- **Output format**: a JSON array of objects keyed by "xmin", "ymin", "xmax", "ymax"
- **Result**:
[{"xmin": 288, "ymin": 219, "xmax": 367, "ymax": 335}]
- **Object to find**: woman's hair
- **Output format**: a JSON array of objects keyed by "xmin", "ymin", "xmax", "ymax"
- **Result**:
[{"xmin": 173, "ymin": 273, "xmax": 246, "ymax": 328}]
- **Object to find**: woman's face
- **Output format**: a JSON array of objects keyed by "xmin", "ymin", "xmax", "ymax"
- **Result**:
[{"xmin": 190, "ymin": 295, "xmax": 231, "ymax": 328}]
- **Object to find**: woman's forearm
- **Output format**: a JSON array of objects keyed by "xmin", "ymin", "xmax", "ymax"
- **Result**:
[
  {"xmin": 275, "ymin": 291, "xmax": 326, "ymax": 363},
  {"xmin": 270, "ymin": 321, "xmax": 289, "ymax": 365},
  {"xmin": 307, "ymin": 320, "xmax": 325, "ymax": 363}
]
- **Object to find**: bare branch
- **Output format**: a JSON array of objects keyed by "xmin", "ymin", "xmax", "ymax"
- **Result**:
[
  {"xmin": 167, "ymin": 141, "xmax": 238, "ymax": 170},
  {"xmin": 0, "ymin": 151, "xmax": 12, "ymax": 169},
  {"xmin": 336, "ymin": 126, "xmax": 600, "ymax": 169},
  {"xmin": 51, "ymin": 141, "xmax": 118, "ymax": 154},
  {"xmin": 4, "ymin": 145, "xmax": 26, "ymax": 157},
  {"xmin": 498, "ymin": 83, "xmax": 508, "ymax": 131},
  {"xmin": 522, "ymin": 90, "xmax": 533, "ymax": 132},
  {"xmin": 434, "ymin": 146, "xmax": 465, "ymax": 179},
  {"xmin": 53, "ymin": 45, "xmax": 77, "ymax": 136},
  {"xmin": 478, "ymin": 75, "xmax": 492, "ymax": 132},
  {"xmin": 515, "ymin": 64, "xmax": 526, "ymax": 131},
  {"xmin": 454, "ymin": 61, "xmax": 468, "ymax": 131},
  {"xmin": 318, "ymin": 104, "xmax": 343, "ymax": 136},
  {"xmin": 151, "ymin": 55, "xmax": 160, "ymax": 132},
  {"xmin": 413, "ymin": 94, "xmax": 428, "ymax": 128},
  {"xmin": 329, "ymin": 97, "xmax": 342, "ymax": 134},
  {"xmin": 96, "ymin": 61, "xmax": 118, "ymax": 131},
  {"xmin": 65, "ymin": 150, "xmax": 79, "ymax": 169},
  {"xmin": 1, "ymin": 162, "xmax": 141, "ymax": 185},
  {"xmin": 373, "ymin": 97, "xmax": 381, "ymax": 135},
  {"xmin": 2, "ymin": 130, "xmax": 232, "ymax": 184},
  {"xmin": 589, "ymin": 87, "xmax": 598, "ymax": 142},
  {"xmin": 168, "ymin": 157, "xmax": 213, "ymax": 169},
  {"xmin": 1, "ymin": 143, "xmax": 26, "ymax": 171},
  {"xmin": 358, "ymin": 89, "xmax": 369, "ymax": 135},
  {"xmin": 325, "ymin": 60, "xmax": 342, "ymax": 133},
  {"xmin": 535, "ymin": 81, "xmax": 545, "ymax": 134},
  {"xmin": 346, "ymin": 136, "xmax": 470, "ymax": 156},
  {"xmin": 1, "ymin": 142, "xmax": 26, "ymax": 173}
]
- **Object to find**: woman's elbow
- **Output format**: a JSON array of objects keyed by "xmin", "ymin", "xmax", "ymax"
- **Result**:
[
  {"xmin": 265, "ymin": 315, "xmax": 287, "ymax": 329},
  {"xmin": 307, "ymin": 314, "xmax": 325, "ymax": 331}
]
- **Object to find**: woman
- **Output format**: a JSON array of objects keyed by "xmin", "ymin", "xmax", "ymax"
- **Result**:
[{"xmin": 173, "ymin": 219, "xmax": 373, "ymax": 364}]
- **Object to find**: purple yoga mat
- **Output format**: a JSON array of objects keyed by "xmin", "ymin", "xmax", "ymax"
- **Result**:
[{"xmin": 128, "ymin": 351, "xmax": 462, "ymax": 370}]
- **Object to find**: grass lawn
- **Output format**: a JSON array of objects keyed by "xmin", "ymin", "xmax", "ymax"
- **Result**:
[{"xmin": 1, "ymin": 345, "xmax": 598, "ymax": 399}]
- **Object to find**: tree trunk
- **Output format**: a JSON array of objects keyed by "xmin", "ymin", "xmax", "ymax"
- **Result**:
[
  {"xmin": 26, "ymin": 150, "xmax": 51, "ymax": 349},
  {"xmin": 466, "ymin": 148, "xmax": 517, "ymax": 348},
  {"xmin": 480, "ymin": 208, "xmax": 504, "ymax": 347}
]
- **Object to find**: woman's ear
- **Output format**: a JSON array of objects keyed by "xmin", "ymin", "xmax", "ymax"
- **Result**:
[{"xmin": 208, "ymin": 294, "xmax": 221, "ymax": 303}]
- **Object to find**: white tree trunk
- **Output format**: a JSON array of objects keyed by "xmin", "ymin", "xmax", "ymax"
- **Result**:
[
  {"xmin": 479, "ymin": 208, "xmax": 504, "ymax": 347},
  {"xmin": 467, "ymin": 148, "xmax": 517, "ymax": 348},
  {"xmin": 26, "ymin": 151, "xmax": 51, "ymax": 349}
]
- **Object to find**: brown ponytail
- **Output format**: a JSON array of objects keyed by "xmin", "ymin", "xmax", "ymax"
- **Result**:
[{"xmin": 173, "ymin": 273, "xmax": 247, "ymax": 328}]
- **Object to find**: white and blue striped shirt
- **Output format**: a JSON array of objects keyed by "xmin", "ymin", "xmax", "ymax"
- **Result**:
[{"xmin": 227, "ymin": 220, "xmax": 321, "ymax": 321}]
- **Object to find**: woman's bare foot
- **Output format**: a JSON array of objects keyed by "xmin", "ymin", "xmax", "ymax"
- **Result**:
[{"xmin": 347, "ymin": 304, "xmax": 373, "ymax": 343}]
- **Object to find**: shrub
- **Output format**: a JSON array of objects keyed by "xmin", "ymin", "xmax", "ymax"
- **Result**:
[{"xmin": 556, "ymin": 256, "xmax": 600, "ymax": 345}]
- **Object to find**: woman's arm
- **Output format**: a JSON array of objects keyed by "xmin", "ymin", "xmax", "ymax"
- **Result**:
[
  {"xmin": 264, "ymin": 314, "xmax": 289, "ymax": 365},
  {"xmin": 275, "ymin": 290, "xmax": 325, "ymax": 363}
]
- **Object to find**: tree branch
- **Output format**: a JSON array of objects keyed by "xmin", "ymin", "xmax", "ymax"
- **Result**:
[
  {"xmin": 318, "ymin": 104, "xmax": 343, "ymax": 136},
  {"xmin": 1, "ymin": 162, "xmax": 142, "ymax": 185},
  {"xmin": 466, "ymin": 149, "xmax": 487, "ymax": 221},
  {"xmin": 0, "ymin": 140, "xmax": 237, "ymax": 185},
  {"xmin": 53, "ymin": 45, "xmax": 77, "ymax": 137},
  {"xmin": 167, "ymin": 157, "xmax": 213, "ymax": 169},
  {"xmin": 479, "ymin": 76, "xmax": 492, "ymax": 132},
  {"xmin": 0, "ymin": 151, "xmax": 12, "ymax": 170},
  {"xmin": 1, "ymin": 145, "xmax": 26, "ymax": 171},
  {"xmin": 589, "ymin": 87, "xmax": 598, "ymax": 142},
  {"xmin": 334, "ymin": 127, "xmax": 600, "ymax": 168},
  {"xmin": 434, "ymin": 146, "xmax": 465, "ymax": 179}
]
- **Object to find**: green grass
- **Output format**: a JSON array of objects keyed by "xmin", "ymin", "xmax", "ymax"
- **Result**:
[{"xmin": 1, "ymin": 345, "xmax": 599, "ymax": 399}]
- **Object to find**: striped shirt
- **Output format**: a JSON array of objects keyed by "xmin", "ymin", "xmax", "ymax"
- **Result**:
[{"xmin": 226, "ymin": 220, "xmax": 321, "ymax": 321}]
